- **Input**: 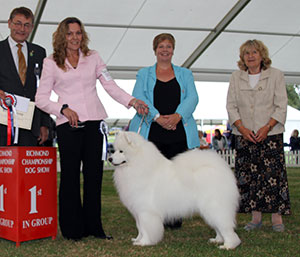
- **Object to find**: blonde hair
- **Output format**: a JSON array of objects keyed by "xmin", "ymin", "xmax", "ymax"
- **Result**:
[
  {"xmin": 153, "ymin": 33, "xmax": 175, "ymax": 52},
  {"xmin": 237, "ymin": 39, "xmax": 272, "ymax": 71},
  {"xmin": 53, "ymin": 17, "xmax": 90, "ymax": 71}
]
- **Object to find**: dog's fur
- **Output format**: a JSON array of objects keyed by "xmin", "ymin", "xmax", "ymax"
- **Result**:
[{"xmin": 109, "ymin": 131, "xmax": 241, "ymax": 249}]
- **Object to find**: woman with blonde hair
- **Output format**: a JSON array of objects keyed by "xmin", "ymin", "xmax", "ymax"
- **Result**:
[
  {"xmin": 227, "ymin": 39, "xmax": 290, "ymax": 232},
  {"xmin": 36, "ymin": 17, "xmax": 147, "ymax": 241}
]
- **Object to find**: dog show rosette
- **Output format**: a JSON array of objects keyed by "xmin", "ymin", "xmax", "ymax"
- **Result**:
[{"xmin": 0, "ymin": 93, "xmax": 19, "ymax": 145}]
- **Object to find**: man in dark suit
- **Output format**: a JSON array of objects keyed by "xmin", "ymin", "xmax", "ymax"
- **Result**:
[{"xmin": 0, "ymin": 6, "xmax": 50, "ymax": 146}]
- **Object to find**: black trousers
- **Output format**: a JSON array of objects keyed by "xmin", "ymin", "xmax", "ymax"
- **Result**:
[{"xmin": 57, "ymin": 121, "xmax": 106, "ymax": 239}]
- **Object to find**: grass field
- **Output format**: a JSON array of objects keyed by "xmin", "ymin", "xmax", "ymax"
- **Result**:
[{"xmin": 0, "ymin": 168, "xmax": 299, "ymax": 257}]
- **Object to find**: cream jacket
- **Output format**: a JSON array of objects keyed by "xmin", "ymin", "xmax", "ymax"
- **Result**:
[{"xmin": 226, "ymin": 67, "xmax": 287, "ymax": 136}]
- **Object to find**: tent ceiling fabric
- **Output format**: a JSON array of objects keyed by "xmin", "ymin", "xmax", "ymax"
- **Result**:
[{"xmin": 0, "ymin": 0, "xmax": 300, "ymax": 83}]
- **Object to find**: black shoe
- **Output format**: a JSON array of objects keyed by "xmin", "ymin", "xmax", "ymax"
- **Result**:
[{"xmin": 94, "ymin": 234, "xmax": 113, "ymax": 240}]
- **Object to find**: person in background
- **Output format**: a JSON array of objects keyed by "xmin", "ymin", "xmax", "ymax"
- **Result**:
[
  {"xmin": 289, "ymin": 129, "xmax": 300, "ymax": 151},
  {"xmin": 226, "ymin": 39, "xmax": 290, "ymax": 232},
  {"xmin": 223, "ymin": 122, "xmax": 235, "ymax": 150},
  {"xmin": 212, "ymin": 129, "xmax": 228, "ymax": 151},
  {"xmin": 0, "ymin": 6, "xmax": 50, "ymax": 146},
  {"xmin": 35, "ymin": 17, "xmax": 148, "ymax": 241},
  {"xmin": 129, "ymin": 33, "xmax": 200, "ymax": 229},
  {"xmin": 198, "ymin": 130, "xmax": 210, "ymax": 149}
]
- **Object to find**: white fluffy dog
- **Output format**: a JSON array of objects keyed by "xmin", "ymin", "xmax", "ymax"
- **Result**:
[{"xmin": 109, "ymin": 131, "xmax": 241, "ymax": 250}]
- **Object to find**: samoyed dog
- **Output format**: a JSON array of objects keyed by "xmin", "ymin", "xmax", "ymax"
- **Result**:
[{"xmin": 109, "ymin": 131, "xmax": 241, "ymax": 250}]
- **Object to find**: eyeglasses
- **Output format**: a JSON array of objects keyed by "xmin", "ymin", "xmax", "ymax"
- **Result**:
[{"xmin": 11, "ymin": 21, "xmax": 33, "ymax": 30}]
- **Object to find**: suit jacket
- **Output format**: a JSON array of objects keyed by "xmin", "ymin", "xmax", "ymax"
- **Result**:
[
  {"xmin": 129, "ymin": 63, "xmax": 200, "ymax": 149},
  {"xmin": 226, "ymin": 67, "xmax": 287, "ymax": 136},
  {"xmin": 0, "ymin": 37, "xmax": 50, "ymax": 140}
]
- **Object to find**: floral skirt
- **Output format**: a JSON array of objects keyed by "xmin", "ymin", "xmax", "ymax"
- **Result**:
[{"xmin": 235, "ymin": 134, "xmax": 291, "ymax": 214}]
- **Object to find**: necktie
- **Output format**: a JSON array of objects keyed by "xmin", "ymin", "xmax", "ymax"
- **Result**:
[{"xmin": 17, "ymin": 43, "xmax": 27, "ymax": 85}]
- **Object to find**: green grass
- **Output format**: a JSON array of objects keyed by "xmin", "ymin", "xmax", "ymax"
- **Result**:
[{"xmin": 1, "ymin": 169, "xmax": 300, "ymax": 257}]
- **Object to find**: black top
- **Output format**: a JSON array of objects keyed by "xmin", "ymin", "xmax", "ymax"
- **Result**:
[
  {"xmin": 148, "ymin": 78, "xmax": 186, "ymax": 143},
  {"xmin": 290, "ymin": 136, "xmax": 300, "ymax": 151}
]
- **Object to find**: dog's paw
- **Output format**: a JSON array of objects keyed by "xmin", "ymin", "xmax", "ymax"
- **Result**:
[
  {"xmin": 219, "ymin": 244, "xmax": 231, "ymax": 250},
  {"xmin": 209, "ymin": 238, "xmax": 223, "ymax": 244},
  {"xmin": 133, "ymin": 239, "xmax": 152, "ymax": 246},
  {"xmin": 218, "ymin": 241, "xmax": 240, "ymax": 250},
  {"xmin": 219, "ymin": 236, "xmax": 241, "ymax": 250},
  {"xmin": 131, "ymin": 237, "xmax": 138, "ymax": 242}
]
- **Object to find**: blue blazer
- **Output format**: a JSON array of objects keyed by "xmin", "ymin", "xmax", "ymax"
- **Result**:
[{"xmin": 129, "ymin": 63, "xmax": 200, "ymax": 149}]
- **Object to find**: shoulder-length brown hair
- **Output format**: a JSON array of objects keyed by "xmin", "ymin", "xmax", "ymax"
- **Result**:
[
  {"xmin": 237, "ymin": 39, "xmax": 272, "ymax": 71},
  {"xmin": 291, "ymin": 129, "xmax": 299, "ymax": 138},
  {"xmin": 52, "ymin": 17, "xmax": 90, "ymax": 71}
]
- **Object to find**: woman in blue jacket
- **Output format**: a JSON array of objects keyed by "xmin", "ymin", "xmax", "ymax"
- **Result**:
[{"xmin": 129, "ymin": 33, "xmax": 200, "ymax": 228}]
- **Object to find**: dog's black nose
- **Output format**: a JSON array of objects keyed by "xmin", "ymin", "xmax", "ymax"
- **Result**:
[{"xmin": 108, "ymin": 157, "xmax": 112, "ymax": 163}]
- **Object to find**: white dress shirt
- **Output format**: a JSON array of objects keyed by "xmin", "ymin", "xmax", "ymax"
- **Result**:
[{"xmin": 8, "ymin": 36, "xmax": 28, "ymax": 72}]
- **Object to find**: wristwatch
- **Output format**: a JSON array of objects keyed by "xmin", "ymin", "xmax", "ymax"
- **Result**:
[{"xmin": 60, "ymin": 104, "xmax": 69, "ymax": 115}]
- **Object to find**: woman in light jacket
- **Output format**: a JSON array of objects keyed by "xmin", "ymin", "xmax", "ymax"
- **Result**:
[
  {"xmin": 129, "ymin": 33, "xmax": 200, "ymax": 228},
  {"xmin": 226, "ymin": 39, "xmax": 290, "ymax": 233},
  {"xmin": 35, "ymin": 17, "xmax": 147, "ymax": 241}
]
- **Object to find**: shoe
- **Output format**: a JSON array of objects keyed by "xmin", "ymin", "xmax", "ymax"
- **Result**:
[
  {"xmin": 244, "ymin": 221, "xmax": 262, "ymax": 231},
  {"xmin": 94, "ymin": 234, "xmax": 113, "ymax": 240},
  {"xmin": 272, "ymin": 224, "xmax": 285, "ymax": 232}
]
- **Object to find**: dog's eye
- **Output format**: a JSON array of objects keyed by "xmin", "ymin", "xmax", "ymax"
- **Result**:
[{"xmin": 119, "ymin": 150, "xmax": 123, "ymax": 153}]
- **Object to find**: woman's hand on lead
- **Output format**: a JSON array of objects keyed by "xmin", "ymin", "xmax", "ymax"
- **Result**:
[{"xmin": 130, "ymin": 98, "xmax": 149, "ymax": 115}]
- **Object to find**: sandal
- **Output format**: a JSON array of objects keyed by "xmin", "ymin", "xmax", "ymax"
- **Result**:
[
  {"xmin": 244, "ymin": 221, "xmax": 262, "ymax": 231},
  {"xmin": 272, "ymin": 224, "xmax": 285, "ymax": 232}
]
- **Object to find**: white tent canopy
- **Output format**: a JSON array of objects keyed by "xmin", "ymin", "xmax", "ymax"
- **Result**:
[
  {"xmin": 2, "ymin": 0, "xmax": 300, "ymax": 143},
  {"xmin": 1, "ymin": 0, "xmax": 300, "ymax": 83}
]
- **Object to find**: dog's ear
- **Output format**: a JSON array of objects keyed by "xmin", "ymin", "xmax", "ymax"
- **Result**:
[{"xmin": 123, "ymin": 131, "xmax": 133, "ymax": 145}]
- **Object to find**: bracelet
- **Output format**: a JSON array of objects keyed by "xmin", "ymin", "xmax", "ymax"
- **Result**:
[
  {"xmin": 266, "ymin": 123, "xmax": 272, "ymax": 131},
  {"xmin": 154, "ymin": 113, "xmax": 160, "ymax": 121}
]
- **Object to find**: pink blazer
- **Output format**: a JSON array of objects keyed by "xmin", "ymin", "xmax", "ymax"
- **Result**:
[{"xmin": 35, "ymin": 50, "xmax": 133, "ymax": 126}]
